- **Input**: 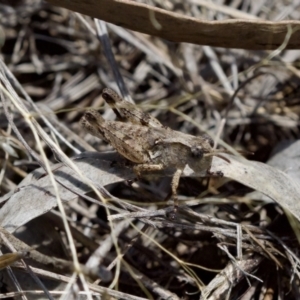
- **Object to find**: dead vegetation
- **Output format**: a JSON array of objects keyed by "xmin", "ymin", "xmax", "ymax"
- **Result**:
[{"xmin": 0, "ymin": 0, "xmax": 300, "ymax": 299}]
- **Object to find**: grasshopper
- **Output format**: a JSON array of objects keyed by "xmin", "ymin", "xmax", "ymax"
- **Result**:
[{"xmin": 80, "ymin": 88, "xmax": 229, "ymax": 216}]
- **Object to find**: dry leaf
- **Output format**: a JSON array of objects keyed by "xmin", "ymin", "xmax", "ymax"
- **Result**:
[{"xmin": 0, "ymin": 152, "xmax": 132, "ymax": 233}]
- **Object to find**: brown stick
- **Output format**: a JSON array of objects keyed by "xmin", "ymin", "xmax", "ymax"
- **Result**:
[{"xmin": 46, "ymin": 0, "xmax": 300, "ymax": 50}]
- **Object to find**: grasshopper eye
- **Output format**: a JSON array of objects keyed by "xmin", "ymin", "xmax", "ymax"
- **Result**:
[
  {"xmin": 102, "ymin": 91, "xmax": 114, "ymax": 104},
  {"xmin": 102, "ymin": 88, "xmax": 122, "ymax": 105},
  {"xmin": 191, "ymin": 146, "xmax": 203, "ymax": 159},
  {"xmin": 85, "ymin": 112, "xmax": 96, "ymax": 122},
  {"xmin": 83, "ymin": 110, "xmax": 104, "ymax": 125}
]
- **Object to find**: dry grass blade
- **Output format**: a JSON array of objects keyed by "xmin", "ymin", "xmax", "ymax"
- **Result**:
[
  {"xmin": 200, "ymin": 255, "xmax": 263, "ymax": 300},
  {"xmin": 0, "ymin": 227, "xmax": 112, "ymax": 282}
]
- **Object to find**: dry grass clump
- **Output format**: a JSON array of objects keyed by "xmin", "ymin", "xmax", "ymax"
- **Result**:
[{"xmin": 0, "ymin": 1, "xmax": 300, "ymax": 299}]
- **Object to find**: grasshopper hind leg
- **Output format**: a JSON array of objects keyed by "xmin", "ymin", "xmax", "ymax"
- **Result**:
[{"xmin": 133, "ymin": 164, "xmax": 183, "ymax": 219}]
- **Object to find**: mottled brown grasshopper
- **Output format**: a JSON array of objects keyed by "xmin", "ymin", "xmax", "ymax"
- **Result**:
[{"xmin": 80, "ymin": 88, "xmax": 229, "ymax": 216}]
